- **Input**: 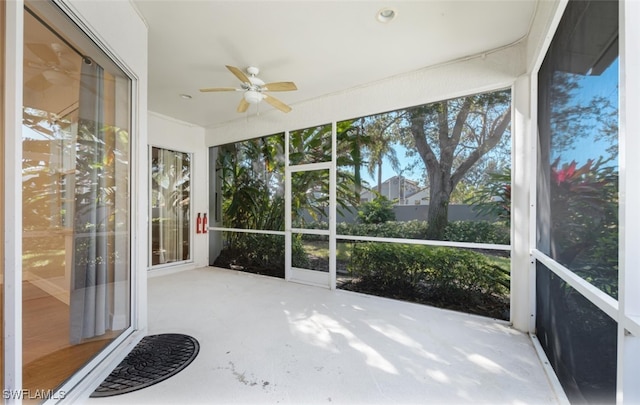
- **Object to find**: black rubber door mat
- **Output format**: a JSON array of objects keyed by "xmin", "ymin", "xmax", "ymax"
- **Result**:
[{"xmin": 91, "ymin": 333, "xmax": 200, "ymax": 397}]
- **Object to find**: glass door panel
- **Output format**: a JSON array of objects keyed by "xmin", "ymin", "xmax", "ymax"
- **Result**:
[{"xmin": 22, "ymin": 4, "xmax": 131, "ymax": 393}]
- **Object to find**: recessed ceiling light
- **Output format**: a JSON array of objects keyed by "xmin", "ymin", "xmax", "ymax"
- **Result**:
[
  {"xmin": 179, "ymin": 93, "xmax": 192, "ymax": 99},
  {"xmin": 377, "ymin": 7, "xmax": 397, "ymax": 23}
]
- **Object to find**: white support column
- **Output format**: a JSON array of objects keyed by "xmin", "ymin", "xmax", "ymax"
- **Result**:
[
  {"xmin": 527, "ymin": 73, "xmax": 539, "ymax": 335},
  {"xmin": 617, "ymin": 0, "xmax": 640, "ymax": 403},
  {"xmin": 329, "ymin": 122, "xmax": 337, "ymax": 290},
  {"xmin": 511, "ymin": 75, "xmax": 534, "ymax": 333},
  {"xmin": 4, "ymin": 0, "xmax": 24, "ymax": 400}
]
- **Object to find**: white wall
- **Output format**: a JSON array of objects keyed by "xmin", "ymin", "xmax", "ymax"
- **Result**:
[{"xmin": 148, "ymin": 112, "xmax": 209, "ymax": 271}]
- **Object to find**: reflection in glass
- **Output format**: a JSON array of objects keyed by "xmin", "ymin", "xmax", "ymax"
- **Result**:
[
  {"xmin": 22, "ymin": 5, "xmax": 131, "ymax": 392},
  {"xmin": 537, "ymin": 0, "xmax": 619, "ymax": 297},
  {"xmin": 289, "ymin": 124, "xmax": 332, "ymax": 165},
  {"xmin": 151, "ymin": 147, "xmax": 190, "ymax": 265},
  {"xmin": 213, "ymin": 232, "xmax": 285, "ymax": 279},
  {"xmin": 536, "ymin": 262, "xmax": 616, "ymax": 403},
  {"xmin": 217, "ymin": 134, "xmax": 284, "ymax": 230}
]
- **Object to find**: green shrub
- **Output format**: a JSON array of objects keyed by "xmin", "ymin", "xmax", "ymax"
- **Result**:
[
  {"xmin": 348, "ymin": 242, "xmax": 509, "ymax": 298},
  {"xmin": 348, "ymin": 243, "xmax": 427, "ymax": 292},
  {"xmin": 220, "ymin": 233, "xmax": 307, "ymax": 270},
  {"xmin": 357, "ymin": 196, "xmax": 396, "ymax": 224},
  {"xmin": 291, "ymin": 234, "xmax": 310, "ymax": 268},
  {"xmin": 337, "ymin": 220, "xmax": 428, "ymax": 239},
  {"xmin": 443, "ymin": 221, "xmax": 510, "ymax": 244},
  {"xmin": 423, "ymin": 247, "xmax": 509, "ymax": 298},
  {"xmin": 306, "ymin": 219, "xmax": 509, "ymax": 244}
]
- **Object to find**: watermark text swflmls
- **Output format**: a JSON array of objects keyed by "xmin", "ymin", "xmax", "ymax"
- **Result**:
[{"xmin": 3, "ymin": 389, "xmax": 66, "ymax": 400}]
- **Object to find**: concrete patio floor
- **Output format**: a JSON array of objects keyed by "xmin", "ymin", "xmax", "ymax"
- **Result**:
[{"xmin": 88, "ymin": 267, "xmax": 563, "ymax": 405}]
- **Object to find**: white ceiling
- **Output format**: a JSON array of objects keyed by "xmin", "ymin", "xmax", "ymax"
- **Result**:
[{"xmin": 132, "ymin": 0, "xmax": 537, "ymax": 128}]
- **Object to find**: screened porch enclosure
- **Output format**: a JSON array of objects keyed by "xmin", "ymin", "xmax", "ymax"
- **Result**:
[
  {"xmin": 210, "ymin": 90, "xmax": 513, "ymax": 319},
  {"xmin": 205, "ymin": 0, "xmax": 636, "ymax": 402}
]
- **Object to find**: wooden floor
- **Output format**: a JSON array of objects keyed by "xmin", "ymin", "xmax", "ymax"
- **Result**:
[
  {"xmin": 23, "ymin": 337, "xmax": 113, "ymax": 392},
  {"xmin": 1, "ymin": 282, "xmax": 120, "ymax": 395}
]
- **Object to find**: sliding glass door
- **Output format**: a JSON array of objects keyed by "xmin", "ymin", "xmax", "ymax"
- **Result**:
[{"xmin": 22, "ymin": 2, "xmax": 131, "ymax": 393}]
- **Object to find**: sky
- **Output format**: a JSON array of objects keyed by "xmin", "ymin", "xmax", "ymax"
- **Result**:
[{"xmin": 553, "ymin": 58, "xmax": 619, "ymax": 167}]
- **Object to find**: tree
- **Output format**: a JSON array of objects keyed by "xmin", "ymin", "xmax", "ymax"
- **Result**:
[
  {"xmin": 289, "ymin": 124, "xmax": 362, "ymax": 223},
  {"xmin": 337, "ymin": 119, "xmax": 371, "ymax": 203},
  {"xmin": 361, "ymin": 114, "xmax": 402, "ymax": 193},
  {"xmin": 402, "ymin": 91, "xmax": 511, "ymax": 239},
  {"xmin": 466, "ymin": 168, "xmax": 511, "ymax": 225},
  {"xmin": 218, "ymin": 135, "xmax": 285, "ymax": 232}
]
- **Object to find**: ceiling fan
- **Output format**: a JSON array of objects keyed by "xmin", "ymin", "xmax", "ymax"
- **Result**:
[
  {"xmin": 200, "ymin": 65, "xmax": 297, "ymax": 113},
  {"xmin": 25, "ymin": 42, "xmax": 78, "ymax": 91}
]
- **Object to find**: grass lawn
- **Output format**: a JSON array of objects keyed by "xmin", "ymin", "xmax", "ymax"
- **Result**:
[{"xmin": 302, "ymin": 240, "xmax": 352, "ymax": 262}]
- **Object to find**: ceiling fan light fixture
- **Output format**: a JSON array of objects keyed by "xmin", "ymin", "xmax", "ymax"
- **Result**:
[
  {"xmin": 42, "ymin": 69, "xmax": 73, "ymax": 86},
  {"xmin": 376, "ymin": 7, "xmax": 397, "ymax": 23},
  {"xmin": 244, "ymin": 90, "xmax": 263, "ymax": 104}
]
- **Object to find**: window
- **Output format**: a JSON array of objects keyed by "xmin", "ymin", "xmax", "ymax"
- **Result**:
[{"xmin": 151, "ymin": 147, "xmax": 191, "ymax": 265}]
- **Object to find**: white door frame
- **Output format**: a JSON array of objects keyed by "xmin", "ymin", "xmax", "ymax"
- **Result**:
[{"xmin": 284, "ymin": 123, "xmax": 337, "ymax": 289}]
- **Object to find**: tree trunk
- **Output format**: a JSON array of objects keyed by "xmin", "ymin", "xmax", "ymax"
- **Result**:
[
  {"xmin": 426, "ymin": 171, "xmax": 451, "ymax": 240},
  {"xmin": 353, "ymin": 131, "xmax": 362, "ymax": 203},
  {"xmin": 407, "ymin": 96, "xmax": 512, "ymax": 240},
  {"xmin": 377, "ymin": 160, "xmax": 383, "ymax": 194}
]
